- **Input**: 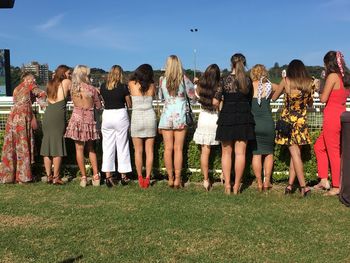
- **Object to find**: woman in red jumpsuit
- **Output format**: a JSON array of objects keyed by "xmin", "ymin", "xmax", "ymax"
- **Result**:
[{"xmin": 314, "ymin": 51, "xmax": 350, "ymax": 195}]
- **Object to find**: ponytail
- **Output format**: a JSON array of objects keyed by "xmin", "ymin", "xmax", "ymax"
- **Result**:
[{"xmin": 231, "ymin": 53, "xmax": 249, "ymax": 94}]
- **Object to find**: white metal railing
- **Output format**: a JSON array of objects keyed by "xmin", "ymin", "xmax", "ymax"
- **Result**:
[{"xmin": 0, "ymin": 97, "xmax": 349, "ymax": 132}]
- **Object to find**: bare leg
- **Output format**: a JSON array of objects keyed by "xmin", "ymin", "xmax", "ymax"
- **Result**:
[
  {"xmin": 132, "ymin": 137, "xmax": 144, "ymax": 178},
  {"xmin": 221, "ymin": 141, "xmax": 233, "ymax": 193},
  {"xmin": 289, "ymin": 145, "xmax": 306, "ymax": 187},
  {"xmin": 263, "ymin": 154, "xmax": 274, "ymax": 188},
  {"xmin": 75, "ymin": 141, "xmax": 86, "ymax": 178},
  {"xmin": 162, "ymin": 130, "xmax": 174, "ymax": 185},
  {"xmin": 252, "ymin": 154, "xmax": 263, "ymax": 191},
  {"xmin": 201, "ymin": 145, "xmax": 211, "ymax": 181},
  {"xmin": 233, "ymin": 140, "xmax": 247, "ymax": 194},
  {"xmin": 43, "ymin": 156, "xmax": 53, "ymax": 180},
  {"xmin": 52, "ymin": 157, "xmax": 62, "ymax": 178},
  {"xmin": 144, "ymin": 137, "xmax": 155, "ymax": 178},
  {"xmin": 86, "ymin": 141, "xmax": 98, "ymax": 176},
  {"xmin": 173, "ymin": 129, "xmax": 187, "ymax": 187}
]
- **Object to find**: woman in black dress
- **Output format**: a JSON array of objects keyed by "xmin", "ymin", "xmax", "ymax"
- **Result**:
[{"xmin": 213, "ymin": 53, "xmax": 255, "ymax": 195}]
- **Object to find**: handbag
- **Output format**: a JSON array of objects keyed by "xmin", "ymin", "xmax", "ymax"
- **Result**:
[
  {"xmin": 183, "ymin": 77, "xmax": 195, "ymax": 127},
  {"xmin": 275, "ymin": 85, "xmax": 292, "ymax": 137}
]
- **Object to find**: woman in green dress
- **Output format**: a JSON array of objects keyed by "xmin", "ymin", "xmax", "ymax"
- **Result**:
[
  {"xmin": 250, "ymin": 65, "xmax": 278, "ymax": 191},
  {"xmin": 40, "ymin": 65, "xmax": 71, "ymax": 185}
]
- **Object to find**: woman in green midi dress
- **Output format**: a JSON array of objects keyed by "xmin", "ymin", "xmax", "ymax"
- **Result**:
[
  {"xmin": 40, "ymin": 65, "xmax": 71, "ymax": 185},
  {"xmin": 250, "ymin": 65, "xmax": 278, "ymax": 191}
]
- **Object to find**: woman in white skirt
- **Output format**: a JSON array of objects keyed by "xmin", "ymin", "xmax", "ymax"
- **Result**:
[
  {"xmin": 100, "ymin": 65, "xmax": 132, "ymax": 187},
  {"xmin": 193, "ymin": 64, "xmax": 221, "ymax": 191}
]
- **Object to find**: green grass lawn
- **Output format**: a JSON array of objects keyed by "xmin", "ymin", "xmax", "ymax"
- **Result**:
[{"xmin": 0, "ymin": 181, "xmax": 349, "ymax": 263}]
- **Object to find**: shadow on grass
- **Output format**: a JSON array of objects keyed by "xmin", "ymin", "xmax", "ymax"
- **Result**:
[{"xmin": 59, "ymin": 255, "xmax": 83, "ymax": 263}]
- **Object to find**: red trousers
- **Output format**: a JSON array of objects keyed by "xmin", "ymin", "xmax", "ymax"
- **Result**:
[{"xmin": 314, "ymin": 108, "xmax": 344, "ymax": 187}]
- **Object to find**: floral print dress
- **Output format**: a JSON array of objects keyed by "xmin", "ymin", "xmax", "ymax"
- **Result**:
[
  {"xmin": 275, "ymin": 90, "xmax": 313, "ymax": 146},
  {"xmin": 0, "ymin": 83, "xmax": 45, "ymax": 183},
  {"xmin": 158, "ymin": 76, "xmax": 195, "ymax": 129}
]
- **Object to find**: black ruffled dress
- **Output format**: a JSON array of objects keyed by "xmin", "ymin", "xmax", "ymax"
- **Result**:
[{"xmin": 215, "ymin": 74, "xmax": 255, "ymax": 141}]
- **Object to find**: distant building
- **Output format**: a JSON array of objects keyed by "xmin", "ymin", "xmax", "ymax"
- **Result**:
[{"xmin": 22, "ymin": 61, "xmax": 49, "ymax": 85}]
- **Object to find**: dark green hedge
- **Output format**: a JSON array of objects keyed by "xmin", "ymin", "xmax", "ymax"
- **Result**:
[{"xmin": 0, "ymin": 127, "xmax": 321, "ymax": 183}]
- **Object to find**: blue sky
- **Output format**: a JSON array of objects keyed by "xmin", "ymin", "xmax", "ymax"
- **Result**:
[{"xmin": 0, "ymin": 0, "xmax": 350, "ymax": 72}]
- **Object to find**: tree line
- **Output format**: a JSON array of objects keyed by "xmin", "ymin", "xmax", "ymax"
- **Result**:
[{"xmin": 9, "ymin": 64, "xmax": 324, "ymax": 91}]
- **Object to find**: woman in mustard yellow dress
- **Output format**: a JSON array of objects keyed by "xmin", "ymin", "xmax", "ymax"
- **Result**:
[{"xmin": 272, "ymin": 60, "xmax": 315, "ymax": 197}]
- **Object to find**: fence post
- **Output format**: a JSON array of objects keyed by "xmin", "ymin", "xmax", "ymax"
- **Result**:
[{"xmin": 339, "ymin": 111, "xmax": 350, "ymax": 206}]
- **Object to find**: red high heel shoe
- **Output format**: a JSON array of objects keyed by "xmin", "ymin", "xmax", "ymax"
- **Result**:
[
  {"xmin": 138, "ymin": 176, "xmax": 144, "ymax": 188},
  {"xmin": 144, "ymin": 177, "xmax": 150, "ymax": 188}
]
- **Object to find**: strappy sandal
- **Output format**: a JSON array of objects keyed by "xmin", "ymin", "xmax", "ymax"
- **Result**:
[
  {"xmin": 174, "ymin": 176, "xmax": 182, "ymax": 189},
  {"xmin": 121, "ymin": 174, "xmax": 130, "ymax": 185},
  {"xmin": 53, "ymin": 176, "xmax": 65, "ymax": 185},
  {"xmin": 105, "ymin": 176, "xmax": 115, "ymax": 188},
  {"xmin": 92, "ymin": 173, "xmax": 100, "ymax": 187},
  {"xmin": 47, "ymin": 175, "xmax": 53, "ymax": 184},
  {"xmin": 300, "ymin": 186, "xmax": 311, "ymax": 197},
  {"xmin": 224, "ymin": 185, "xmax": 231, "ymax": 195},
  {"xmin": 203, "ymin": 179, "xmax": 211, "ymax": 191},
  {"xmin": 284, "ymin": 184, "xmax": 293, "ymax": 195},
  {"xmin": 168, "ymin": 175, "xmax": 174, "ymax": 188},
  {"xmin": 80, "ymin": 176, "xmax": 87, "ymax": 188}
]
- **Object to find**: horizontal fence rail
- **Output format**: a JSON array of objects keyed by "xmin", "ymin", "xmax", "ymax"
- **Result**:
[{"xmin": 0, "ymin": 97, "xmax": 349, "ymax": 132}]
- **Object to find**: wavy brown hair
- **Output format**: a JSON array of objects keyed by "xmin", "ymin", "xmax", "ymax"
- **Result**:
[
  {"xmin": 231, "ymin": 53, "xmax": 249, "ymax": 94},
  {"xmin": 197, "ymin": 64, "xmax": 220, "ymax": 111},
  {"xmin": 286, "ymin": 59, "xmax": 313, "ymax": 93},
  {"xmin": 47, "ymin": 65, "xmax": 70, "ymax": 100},
  {"xmin": 129, "ymin": 64, "xmax": 154, "ymax": 95},
  {"xmin": 324, "ymin": 51, "xmax": 350, "ymax": 88}
]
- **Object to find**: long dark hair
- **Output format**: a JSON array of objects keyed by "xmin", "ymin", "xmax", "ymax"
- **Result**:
[
  {"xmin": 129, "ymin": 64, "xmax": 154, "ymax": 95},
  {"xmin": 286, "ymin": 59, "xmax": 313, "ymax": 93},
  {"xmin": 47, "ymin": 65, "xmax": 70, "ymax": 100},
  {"xmin": 231, "ymin": 53, "xmax": 249, "ymax": 94},
  {"xmin": 198, "ymin": 64, "xmax": 221, "ymax": 111},
  {"xmin": 324, "ymin": 51, "xmax": 350, "ymax": 88}
]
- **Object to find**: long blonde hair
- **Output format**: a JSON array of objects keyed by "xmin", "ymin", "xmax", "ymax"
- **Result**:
[
  {"xmin": 165, "ymin": 55, "xmax": 183, "ymax": 96},
  {"xmin": 106, "ymin": 65, "xmax": 124, "ymax": 90},
  {"xmin": 71, "ymin": 65, "xmax": 90, "ymax": 96}
]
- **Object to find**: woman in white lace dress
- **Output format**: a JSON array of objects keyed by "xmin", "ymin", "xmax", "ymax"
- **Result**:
[{"xmin": 193, "ymin": 64, "xmax": 221, "ymax": 191}]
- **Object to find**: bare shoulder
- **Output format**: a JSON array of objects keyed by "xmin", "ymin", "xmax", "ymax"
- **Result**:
[{"xmin": 62, "ymin": 79, "xmax": 72, "ymax": 88}]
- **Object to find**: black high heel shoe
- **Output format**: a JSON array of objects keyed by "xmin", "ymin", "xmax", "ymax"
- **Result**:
[
  {"xmin": 105, "ymin": 176, "xmax": 115, "ymax": 188},
  {"xmin": 284, "ymin": 184, "xmax": 293, "ymax": 195},
  {"xmin": 300, "ymin": 186, "xmax": 311, "ymax": 197},
  {"xmin": 121, "ymin": 175, "xmax": 130, "ymax": 185}
]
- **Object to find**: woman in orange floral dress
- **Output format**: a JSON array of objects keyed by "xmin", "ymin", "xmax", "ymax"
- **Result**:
[{"xmin": 0, "ymin": 72, "xmax": 46, "ymax": 183}]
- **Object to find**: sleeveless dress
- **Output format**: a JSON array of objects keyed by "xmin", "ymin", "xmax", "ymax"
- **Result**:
[
  {"xmin": 40, "ymin": 88, "xmax": 67, "ymax": 157},
  {"xmin": 275, "ymin": 90, "xmax": 313, "ymax": 146},
  {"xmin": 251, "ymin": 97, "xmax": 275, "ymax": 154},
  {"xmin": 158, "ymin": 76, "xmax": 195, "ymax": 129},
  {"xmin": 131, "ymin": 96, "xmax": 156, "ymax": 137},
  {"xmin": 215, "ymin": 75, "xmax": 255, "ymax": 141}
]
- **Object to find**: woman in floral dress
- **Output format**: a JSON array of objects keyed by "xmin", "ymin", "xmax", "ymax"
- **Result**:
[
  {"xmin": 0, "ymin": 72, "xmax": 46, "ymax": 183},
  {"xmin": 272, "ymin": 59, "xmax": 315, "ymax": 197},
  {"xmin": 158, "ymin": 55, "xmax": 195, "ymax": 188}
]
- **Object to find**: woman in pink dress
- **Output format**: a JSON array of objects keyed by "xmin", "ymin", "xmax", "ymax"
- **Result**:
[
  {"xmin": 0, "ymin": 72, "xmax": 46, "ymax": 183},
  {"xmin": 65, "ymin": 65, "xmax": 102, "ymax": 187}
]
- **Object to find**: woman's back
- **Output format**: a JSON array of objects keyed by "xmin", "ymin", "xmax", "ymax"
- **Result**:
[{"xmin": 72, "ymin": 83, "xmax": 101, "ymax": 109}]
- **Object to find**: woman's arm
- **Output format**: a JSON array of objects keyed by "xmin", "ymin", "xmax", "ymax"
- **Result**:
[
  {"xmin": 271, "ymin": 79, "xmax": 285, "ymax": 101},
  {"xmin": 125, "ymin": 95, "xmax": 132, "ymax": 108},
  {"xmin": 184, "ymin": 75, "xmax": 196, "ymax": 100},
  {"xmin": 320, "ymin": 73, "xmax": 337, "ymax": 103}
]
